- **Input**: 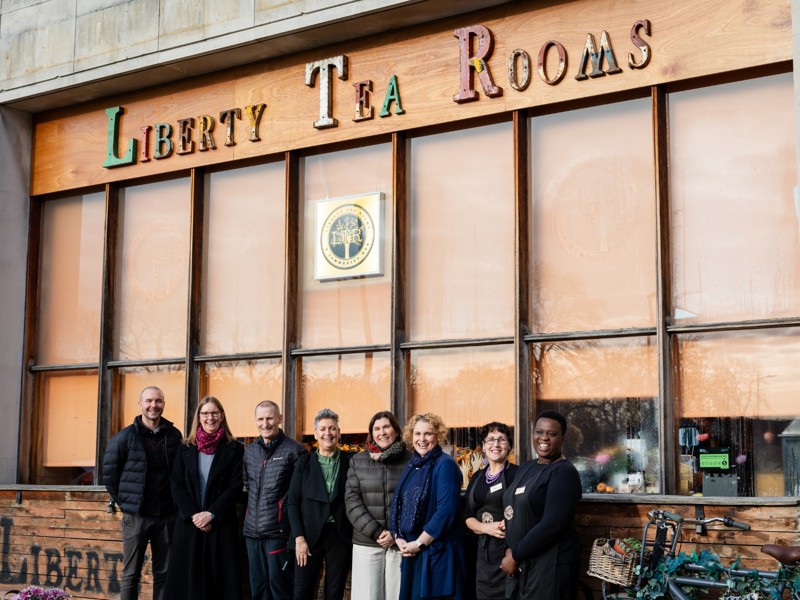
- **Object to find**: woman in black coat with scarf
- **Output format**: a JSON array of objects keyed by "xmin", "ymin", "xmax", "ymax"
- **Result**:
[{"xmin": 166, "ymin": 396, "xmax": 244, "ymax": 600}]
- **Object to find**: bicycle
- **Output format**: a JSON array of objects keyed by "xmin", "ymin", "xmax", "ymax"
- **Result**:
[{"xmin": 588, "ymin": 508, "xmax": 800, "ymax": 600}]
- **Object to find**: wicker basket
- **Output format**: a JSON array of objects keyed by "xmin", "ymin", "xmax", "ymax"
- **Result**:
[{"xmin": 587, "ymin": 538, "xmax": 637, "ymax": 587}]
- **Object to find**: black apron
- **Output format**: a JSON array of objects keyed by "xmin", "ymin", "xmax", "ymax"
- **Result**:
[{"xmin": 466, "ymin": 466, "xmax": 517, "ymax": 600}]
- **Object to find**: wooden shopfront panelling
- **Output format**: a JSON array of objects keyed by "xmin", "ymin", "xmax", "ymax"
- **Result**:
[
  {"xmin": 0, "ymin": 489, "xmax": 127, "ymax": 600},
  {"xmin": 578, "ymin": 499, "xmax": 800, "ymax": 597},
  {"xmin": 2, "ymin": 490, "xmax": 798, "ymax": 600},
  {"xmin": 31, "ymin": 0, "xmax": 791, "ymax": 196}
]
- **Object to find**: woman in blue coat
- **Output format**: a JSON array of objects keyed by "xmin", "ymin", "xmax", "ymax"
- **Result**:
[{"xmin": 390, "ymin": 413, "xmax": 465, "ymax": 600}]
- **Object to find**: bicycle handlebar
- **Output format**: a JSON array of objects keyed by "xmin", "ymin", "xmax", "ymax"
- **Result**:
[
  {"xmin": 647, "ymin": 509, "xmax": 751, "ymax": 530},
  {"xmin": 722, "ymin": 516, "xmax": 751, "ymax": 531},
  {"xmin": 662, "ymin": 510, "xmax": 683, "ymax": 523}
]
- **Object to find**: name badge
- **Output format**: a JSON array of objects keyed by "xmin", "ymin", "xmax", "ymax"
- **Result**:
[
  {"xmin": 490, "ymin": 482, "xmax": 503, "ymax": 493},
  {"xmin": 515, "ymin": 486, "xmax": 526, "ymax": 495}
]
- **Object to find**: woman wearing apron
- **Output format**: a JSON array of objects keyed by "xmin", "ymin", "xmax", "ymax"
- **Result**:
[
  {"xmin": 464, "ymin": 422, "xmax": 519, "ymax": 600},
  {"xmin": 501, "ymin": 411, "xmax": 582, "ymax": 600}
]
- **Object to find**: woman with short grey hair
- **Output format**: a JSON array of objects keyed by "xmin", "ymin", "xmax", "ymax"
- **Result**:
[{"xmin": 287, "ymin": 408, "xmax": 354, "ymax": 600}]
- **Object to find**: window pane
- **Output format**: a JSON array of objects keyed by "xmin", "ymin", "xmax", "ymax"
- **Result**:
[
  {"xmin": 410, "ymin": 123, "xmax": 515, "ymax": 341},
  {"xmin": 675, "ymin": 329, "xmax": 800, "ymax": 497},
  {"xmin": 118, "ymin": 365, "xmax": 186, "ymax": 435},
  {"xmin": 410, "ymin": 345, "xmax": 515, "ymax": 428},
  {"xmin": 533, "ymin": 338, "xmax": 660, "ymax": 494},
  {"xmin": 202, "ymin": 163, "xmax": 286, "ymax": 354},
  {"xmin": 203, "ymin": 359, "xmax": 283, "ymax": 439},
  {"xmin": 37, "ymin": 192, "xmax": 104, "ymax": 365},
  {"xmin": 115, "ymin": 179, "xmax": 190, "ymax": 360},
  {"xmin": 40, "ymin": 371, "xmax": 98, "ymax": 470},
  {"xmin": 670, "ymin": 73, "xmax": 800, "ymax": 323},
  {"xmin": 299, "ymin": 144, "xmax": 393, "ymax": 349},
  {"xmin": 530, "ymin": 99, "xmax": 656, "ymax": 333},
  {"xmin": 299, "ymin": 353, "xmax": 390, "ymax": 435}
]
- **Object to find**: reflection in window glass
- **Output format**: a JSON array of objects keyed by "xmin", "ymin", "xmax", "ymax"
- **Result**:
[
  {"xmin": 410, "ymin": 123, "xmax": 515, "ymax": 341},
  {"xmin": 411, "ymin": 345, "xmax": 515, "ymax": 487},
  {"xmin": 203, "ymin": 359, "xmax": 283, "ymax": 439},
  {"xmin": 299, "ymin": 353, "xmax": 390, "ymax": 436},
  {"xmin": 670, "ymin": 73, "xmax": 800, "ymax": 324},
  {"xmin": 40, "ymin": 371, "xmax": 98, "ymax": 478},
  {"xmin": 37, "ymin": 192, "xmax": 105, "ymax": 365},
  {"xmin": 533, "ymin": 338, "xmax": 660, "ymax": 494},
  {"xmin": 115, "ymin": 179, "xmax": 190, "ymax": 360},
  {"xmin": 530, "ymin": 99, "xmax": 656, "ymax": 333},
  {"xmin": 202, "ymin": 163, "xmax": 286, "ymax": 355},
  {"xmin": 299, "ymin": 144, "xmax": 393, "ymax": 349},
  {"xmin": 676, "ymin": 329, "xmax": 800, "ymax": 497},
  {"xmin": 119, "ymin": 365, "xmax": 187, "ymax": 435},
  {"xmin": 411, "ymin": 345, "xmax": 514, "ymax": 427}
]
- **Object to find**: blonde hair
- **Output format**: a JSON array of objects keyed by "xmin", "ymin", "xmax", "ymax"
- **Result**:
[
  {"xmin": 185, "ymin": 396, "xmax": 236, "ymax": 446},
  {"xmin": 403, "ymin": 413, "xmax": 448, "ymax": 446}
]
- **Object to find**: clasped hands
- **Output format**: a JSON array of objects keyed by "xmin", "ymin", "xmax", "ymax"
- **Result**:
[{"xmin": 192, "ymin": 511, "xmax": 214, "ymax": 533}]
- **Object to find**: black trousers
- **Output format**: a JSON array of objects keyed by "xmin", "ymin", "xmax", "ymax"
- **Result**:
[{"xmin": 293, "ymin": 523, "xmax": 352, "ymax": 600}]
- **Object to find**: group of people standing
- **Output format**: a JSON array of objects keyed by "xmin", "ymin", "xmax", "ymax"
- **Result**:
[{"xmin": 103, "ymin": 385, "xmax": 583, "ymax": 600}]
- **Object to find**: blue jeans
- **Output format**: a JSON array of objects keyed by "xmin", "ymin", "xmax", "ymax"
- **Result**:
[
  {"xmin": 246, "ymin": 536, "xmax": 293, "ymax": 600},
  {"xmin": 120, "ymin": 513, "xmax": 174, "ymax": 600}
]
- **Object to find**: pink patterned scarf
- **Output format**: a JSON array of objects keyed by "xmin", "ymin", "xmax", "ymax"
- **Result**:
[{"xmin": 196, "ymin": 426, "xmax": 225, "ymax": 455}]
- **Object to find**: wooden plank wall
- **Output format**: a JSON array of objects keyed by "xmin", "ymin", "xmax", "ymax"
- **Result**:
[
  {"xmin": 0, "ymin": 490, "xmax": 135, "ymax": 599},
  {"xmin": 2, "ymin": 490, "xmax": 798, "ymax": 599},
  {"xmin": 578, "ymin": 501, "xmax": 800, "ymax": 598}
]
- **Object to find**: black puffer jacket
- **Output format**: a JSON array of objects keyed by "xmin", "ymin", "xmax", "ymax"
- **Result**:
[
  {"xmin": 242, "ymin": 431, "xmax": 307, "ymax": 539},
  {"xmin": 102, "ymin": 416, "xmax": 182, "ymax": 514},
  {"xmin": 345, "ymin": 447, "xmax": 411, "ymax": 546}
]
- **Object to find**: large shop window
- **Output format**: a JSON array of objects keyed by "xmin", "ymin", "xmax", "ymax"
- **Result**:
[
  {"xmin": 529, "ymin": 98, "xmax": 657, "ymax": 333},
  {"xmin": 409, "ymin": 123, "xmax": 515, "ymax": 342},
  {"xmin": 670, "ymin": 73, "xmax": 800, "ymax": 324},
  {"xmin": 407, "ymin": 123, "xmax": 515, "ymax": 486},
  {"xmin": 669, "ymin": 72, "xmax": 800, "ymax": 497},
  {"xmin": 299, "ymin": 144, "xmax": 393, "ymax": 350},
  {"xmin": 38, "ymin": 371, "xmax": 98, "ymax": 484},
  {"xmin": 201, "ymin": 163, "xmax": 286, "ymax": 433},
  {"xmin": 115, "ymin": 179, "xmax": 191, "ymax": 360},
  {"xmin": 676, "ymin": 330, "xmax": 800, "ymax": 497},
  {"xmin": 36, "ymin": 192, "xmax": 104, "ymax": 483},
  {"xmin": 533, "ymin": 338, "xmax": 660, "ymax": 495},
  {"xmin": 37, "ymin": 193, "xmax": 105, "ymax": 364},
  {"xmin": 298, "ymin": 353, "xmax": 390, "ymax": 440},
  {"xmin": 201, "ymin": 163, "xmax": 286, "ymax": 355}
]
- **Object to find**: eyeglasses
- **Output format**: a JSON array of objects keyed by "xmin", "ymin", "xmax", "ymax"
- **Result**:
[
  {"xmin": 200, "ymin": 411, "xmax": 221, "ymax": 418},
  {"xmin": 483, "ymin": 437, "xmax": 509, "ymax": 446}
]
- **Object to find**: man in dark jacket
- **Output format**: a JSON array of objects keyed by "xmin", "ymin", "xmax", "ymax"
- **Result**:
[
  {"xmin": 243, "ymin": 400, "xmax": 307, "ymax": 600},
  {"xmin": 102, "ymin": 386, "xmax": 182, "ymax": 600}
]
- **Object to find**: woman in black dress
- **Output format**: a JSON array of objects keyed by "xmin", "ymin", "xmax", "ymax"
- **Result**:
[
  {"xmin": 500, "ymin": 410, "xmax": 582, "ymax": 600},
  {"xmin": 464, "ymin": 422, "xmax": 518, "ymax": 600}
]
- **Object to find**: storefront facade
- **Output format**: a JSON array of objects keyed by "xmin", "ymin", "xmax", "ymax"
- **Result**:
[{"xmin": 1, "ymin": 0, "xmax": 800, "ymax": 596}]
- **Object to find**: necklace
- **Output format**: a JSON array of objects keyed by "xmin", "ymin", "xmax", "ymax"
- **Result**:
[{"xmin": 485, "ymin": 463, "xmax": 505, "ymax": 484}]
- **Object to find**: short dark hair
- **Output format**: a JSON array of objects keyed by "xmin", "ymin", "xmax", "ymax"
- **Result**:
[
  {"xmin": 535, "ymin": 410, "xmax": 568, "ymax": 435},
  {"xmin": 367, "ymin": 411, "xmax": 403, "ymax": 445},
  {"xmin": 478, "ymin": 422, "xmax": 514, "ymax": 449}
]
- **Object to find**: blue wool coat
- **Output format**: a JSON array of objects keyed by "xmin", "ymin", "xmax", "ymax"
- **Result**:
[{"xmin": 392, "ymin": 452, "xmax": 465, "ymax": 599}]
